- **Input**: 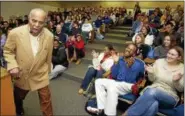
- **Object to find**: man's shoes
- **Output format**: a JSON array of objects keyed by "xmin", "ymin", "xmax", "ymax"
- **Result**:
[
  {"xmin": 16, "ymin": 109, "xmax": 24, "ymax": 116},
  {"xmin": 76, "ymin": 59, "xmax": 81, "ymax": 65},
  {"xmin": 78, "ymin": 88, "xmax": 84, "ymax": 95}
]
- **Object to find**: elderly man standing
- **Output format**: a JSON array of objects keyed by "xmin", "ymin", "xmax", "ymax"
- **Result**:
[{"xmin": 3, "ymin": 8, "xmax": 53, "ymax": 116}]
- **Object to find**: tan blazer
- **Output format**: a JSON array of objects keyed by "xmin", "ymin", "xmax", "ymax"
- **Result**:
[{"xmin": 3, "ymin": 25, "xmax": 53, "ymax": 91}]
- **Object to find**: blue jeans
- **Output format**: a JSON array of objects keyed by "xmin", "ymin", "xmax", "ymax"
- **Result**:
[
  {"xmin": 127, "ymin": 88, "xmax": 177, "ymax": 116},
  {"xmin": 81, "ymin": 67, "xmax": 104, "ymax": 90}
]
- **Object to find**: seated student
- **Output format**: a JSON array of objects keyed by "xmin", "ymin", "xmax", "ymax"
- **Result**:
[
  {"xmin": 55, "ymin": 24, "xmax": 67, "ymax": 44},
  {"xmin": 66, "ymin": 34, "xmax": 85, "ymax": 64},
  {"xmin": 149, "ymin": 11, "xmax": 160, "ymax": 29},
  {"xmin": 123, "ymin": 46, "xmax": 184, "ymax": 116},
  {"xmin": 87, "ymin": 44, "xmax": 145, "ymax": 116},
  {"xmin": 65, "ymin": 35, "xmax": 74, "ymax": 61},
  {"xmin": 123, "ymin": 11, "xmax": 133, "ymax": 25},
  {"xmin": 128, "ymin": 15, "xmax": 143, "ymax": 37},
  {"xmin": 134, "ymin": 33, "xmax": 151, "ymax": 60},
  {"xmin": 71, "ymin": 22, "xmax": 81, "ymax": 36},
  {"xmin": 81, "ymin": 18, "xmax": 93, "ymax": 43},
  {"xmin": 50, "ymin": 39, "xmax": 68, "ymax": 80},
  {"xmin": 78, "ymin": 44, "xmax": 114, "ymax": 94},
  {"xmin": 177, "ymin": 22, "xmax": 184, "ymax": 49},
  {"xmin": 104, "ymin": 13, "xmax": 112, "ymax": 31},
  {"xmin": 132, "ymin": 25, "xmax": 155, "ymax": 46},
  {"xmin": 95, "ymin": 16, "xmax": 103, "ymax": 34},
  {"xmin": 154, "ymin": 34, "xmax": 177, "ymax": 59},
  {"xmin": 47, "ymin": 21, "xmax": 55, "ymax": 34}
]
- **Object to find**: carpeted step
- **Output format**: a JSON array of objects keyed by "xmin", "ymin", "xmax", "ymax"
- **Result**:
[{"xmin": 109, "ymin": 29, "xmax": 130, "ymax": 34}]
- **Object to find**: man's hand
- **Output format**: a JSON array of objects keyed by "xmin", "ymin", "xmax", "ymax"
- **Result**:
[
  {"xmin": 9, "ymin": 67, "xmax": 20, "ymax": 79},
  {"xmin": 112, "ymin": 54, "xmax": 119, "ymax": 62}
]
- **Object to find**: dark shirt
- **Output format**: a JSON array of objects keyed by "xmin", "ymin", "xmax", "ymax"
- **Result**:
[{"xmin": 52, "ymin": 46, "xmax": 68, "ymax": 68}]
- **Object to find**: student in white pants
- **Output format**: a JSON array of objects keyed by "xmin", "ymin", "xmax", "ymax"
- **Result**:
[
  {"xmin": 95, "ymin": 78, "xmax": 133, "ymax": 115},
  {"xmin": 87, "ymin": 44, "xmax": 145, "ymax": 115}
]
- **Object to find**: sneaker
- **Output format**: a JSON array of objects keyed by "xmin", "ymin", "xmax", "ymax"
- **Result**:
[{"xmin": 76, "ymin": 59, "xmax": 81, "ymax": 65}]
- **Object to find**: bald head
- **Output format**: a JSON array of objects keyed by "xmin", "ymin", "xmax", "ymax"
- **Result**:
[
  {"xmin": 29, "ymin": 8, "xmax": 47, "ymax": 19},
  {"xmin": 28, "ymin": 8, "xmax": 47, "ymax": 36}
]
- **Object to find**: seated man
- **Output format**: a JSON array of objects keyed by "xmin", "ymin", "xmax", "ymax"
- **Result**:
[
  {"xmin": 81, "ymin": 18, "xmax": 93, "ymax": 43},
  {"xmin": 88, "ymin": 43, "xmax": 145, "ymax": 115},
  {"xmin": 49, "ymin": 39, "xmax": 69, "ymax": 80},
  {"xmin": 55, "ymin": 24, "xmax": 67, "ymax": 44}
]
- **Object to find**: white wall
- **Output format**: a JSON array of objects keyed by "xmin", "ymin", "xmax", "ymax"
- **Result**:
[{"xmin": 1, "ymin": 1, "xmax": 59, "ymax": 20}]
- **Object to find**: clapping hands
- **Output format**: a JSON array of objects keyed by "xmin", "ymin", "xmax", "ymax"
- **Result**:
[
  {"xmin": 112, "ymin": 54, "xmax": 119, "ymax": 62},
  {"xmin": 145, "ymin": 64, "xmax": 154, "ymax": 73},
  {"xmin": 92, "ymin": 50, "xmax": 99, "ymax": 58},
  {"xmin": 173, "ymin": 73, "xmax": 183, "ymax": 81}
]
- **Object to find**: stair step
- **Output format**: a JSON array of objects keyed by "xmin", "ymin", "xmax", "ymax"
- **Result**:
[
  {"xmin": 113, "ymin": 26, "xmax": 132, "ymax": 30},
  {"xmin": 105, "ymin": 35, "xmax": 132, "ymax": 41},
  {"xmin": 109, "ymin": 29, "xmax": 129, "ymax": 34},
  {"xmin": 96, "ymin": 38, "xmax": 127, "ymax": 44},
  {"xmin": 105, "ymin": 33, "xmax": 127, "ymax": 38}
]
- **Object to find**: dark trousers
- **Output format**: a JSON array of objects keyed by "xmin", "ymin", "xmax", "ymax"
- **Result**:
[
  {"xmin": 68, "ymin": 45, "xmax": 85, "ymax": 59},
  {"xmin": 14, "ymin": 85, "xmax": 53, "ymax": 116}
]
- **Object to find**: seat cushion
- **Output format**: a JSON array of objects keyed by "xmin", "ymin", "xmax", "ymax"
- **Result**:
[
  {"xmin": 119, "ymin": 93, "xmax": 137, "ymax": 102},
  {"xmin": 159, "ymin": 104, "xmax": 184, "ymax": 116},
  {"xmin": 158, "ymin": 109, "xmax": 175, "ymax": 116}
]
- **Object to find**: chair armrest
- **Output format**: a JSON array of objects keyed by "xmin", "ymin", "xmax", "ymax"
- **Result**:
[{"xmin": 144, "ymin": 58, "xmax": 156, "ymax": 64}]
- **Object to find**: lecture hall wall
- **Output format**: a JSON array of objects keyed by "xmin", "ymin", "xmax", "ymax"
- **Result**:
[{"xmin": 1, "ymin": 1, "xmax": 184, "ymax": 20}]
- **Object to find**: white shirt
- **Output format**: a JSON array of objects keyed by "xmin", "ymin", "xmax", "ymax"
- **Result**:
[
  {"xmin": 92, "ymin": 52, "xmax": 114, "ymax": 71},
  {"xmin": 82, "ymin": 23, "xmax": 93, "ymax": 32},
  {"xmin": 29, "ymin": 34, "xmax": 39, "ymax": 57}
]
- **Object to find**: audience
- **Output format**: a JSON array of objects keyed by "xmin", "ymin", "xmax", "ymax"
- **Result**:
[{"xmin": 0, "ymin": 4, "xmax": 184, "ymax": 116}]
